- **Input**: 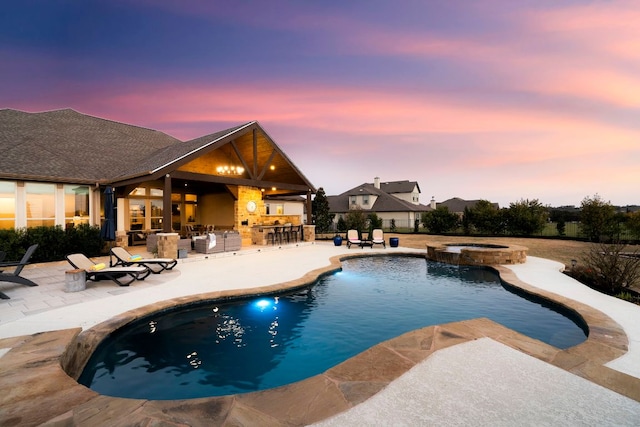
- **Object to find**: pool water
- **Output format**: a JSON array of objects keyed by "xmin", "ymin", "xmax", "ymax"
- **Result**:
[{"xmin": 79, "ymin": 256, "xmax": 588, "ymax": 400}]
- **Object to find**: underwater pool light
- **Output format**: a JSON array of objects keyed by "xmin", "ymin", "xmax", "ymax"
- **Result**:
[{"xmin": 255, "ymin": 299, "xmax": 272, "ymax": 310}]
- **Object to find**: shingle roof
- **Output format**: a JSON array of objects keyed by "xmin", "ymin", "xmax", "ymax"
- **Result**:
[
  {"xmin": 0, "ymin": 109, "xmax": 258, "ymax": 185},
  {"xmin": 378, "ymin": 180, "xmax": 420, "ymax": 194},
  {"xmin": 110, "ymin": 123, "xmax": 253, "ymax": 180},
  {"xmin": 0, "ymin": 109, "xmax": 181, "ymax": 184},
  {"xmin": 328, "ymin": 183, "xmax": 430, "ymax": 213},
  {"xmin": 438, "ymin": 197, "xmax": 500, "ymax": 212}
]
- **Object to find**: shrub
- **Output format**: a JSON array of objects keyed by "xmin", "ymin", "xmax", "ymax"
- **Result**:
[
  {"xmin": 344, "ymin": 208, "xmax": 367, "ymax": 235},
  {"xmin": 579, "ymin": 242, "xmax": 640, "ymax": 295},
  {"xmin": 0, "ymin": 225, "xmax": 103, "ymax": 263},
  {"xmin": 422, "ymin": 207, "xmax": 459, "ymax": 234}
]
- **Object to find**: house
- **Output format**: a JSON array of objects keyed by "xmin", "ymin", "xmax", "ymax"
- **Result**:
[
  {"xmin": 327, "ymin": 177, "xmax": 431, "ymax": 229},
  {"xmin": 0, "ymin": 109, "xmax": 316, "ymax": 247},
  {"xmin": 435, "ymin": 197, "xmax": 500, "ymax": 216},
  {"xmin": 263, "ymin": 195, "xmax": 307, "ymax": 224}
]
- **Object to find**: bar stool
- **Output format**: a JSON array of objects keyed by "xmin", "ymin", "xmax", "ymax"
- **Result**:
[
  {"xmin": 290, "ymin": 224, "xmax": 300, "ymax": 242},
  {"xmin": 267, "ymin": 226, "xmax": 282, "ymax": 245},
  {"xmin": 281, "ymin": 223, "xmax": 292, "ymax": 243}
]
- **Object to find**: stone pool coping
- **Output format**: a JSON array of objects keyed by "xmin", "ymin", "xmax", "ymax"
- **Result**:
[{"xmin": 1, "ymin": 251, "xmax": 638, "ymax": 426}]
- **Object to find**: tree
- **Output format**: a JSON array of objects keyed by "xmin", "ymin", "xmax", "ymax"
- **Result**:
[
  {"xmin": 421, "ymin": 207, "xmax": 459, "ymax": 234},
  {"xmin": 627, "ymin": 211, "xmax": 640, "ymax": 240},
  {"xmin": 344, "ymin": 208, "xmax": 367, "ymax": 237},
  {"xmin": 580, "ymin": 194, "xmax": 617, "ymax": 242},
  {"xmin": 467, "ymin": 200, "xmax": 504, "ymax": 234},
  {"xmin": 462, "ymin": 206, "xmax": 473, "ymax": 235},
  {"xmin": 504, "ymin": 199, "xmax": 548, "ymax": 236},
  {"xmin": 311, "ymin": 187, "xmax": 334, "ymax": 233}
]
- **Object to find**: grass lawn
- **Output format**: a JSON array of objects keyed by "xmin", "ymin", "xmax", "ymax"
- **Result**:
[{"xmin": 385, "ymin": 234, "xmax": 592, "ymax": 269}]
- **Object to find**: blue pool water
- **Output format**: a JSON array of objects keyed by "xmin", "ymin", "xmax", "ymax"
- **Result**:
[{"xmin": 79, "ymin": 256, "xmax": 588, "ymax": 400}]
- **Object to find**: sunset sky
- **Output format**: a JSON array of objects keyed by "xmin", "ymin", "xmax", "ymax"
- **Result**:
[{"xmin": 1, "ymin": 1, "xmax": 638, "ymax": 207}]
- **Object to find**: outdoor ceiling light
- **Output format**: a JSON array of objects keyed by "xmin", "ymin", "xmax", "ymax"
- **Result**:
[{"xmin": 216, "ymin": 165, "xmax": 245, "ymax": 175}]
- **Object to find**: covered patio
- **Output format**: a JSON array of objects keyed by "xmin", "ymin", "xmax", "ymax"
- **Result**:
[{"xmin": 107, "ymin": 121, "xmax": 316, "ymax": 249}]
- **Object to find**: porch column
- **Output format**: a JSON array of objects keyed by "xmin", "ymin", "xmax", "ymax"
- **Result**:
[
  {"xmin": 115, "ymin": 197, "xmax": 128, "ymax": 247},
  {"xmin": 163, "ymin": 174, "xmax": 172, "ymax": 232},
  {"xmin": 306, "ymin": 190, "xmax": 313, "ymax": 225}
]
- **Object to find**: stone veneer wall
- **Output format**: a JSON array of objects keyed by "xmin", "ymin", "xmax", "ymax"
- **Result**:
[
  {"xmin": 426, "ymin": 243, "xmax": 527, "ymax": 266},
  {"xmin": 155, "ymin": 233, "xmax": 179, "ymax": 259}
]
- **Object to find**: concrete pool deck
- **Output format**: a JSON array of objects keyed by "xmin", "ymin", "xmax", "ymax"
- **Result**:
[{"xmin": 1, "ymin": 242, "xmax": 639, "ymax": 425}]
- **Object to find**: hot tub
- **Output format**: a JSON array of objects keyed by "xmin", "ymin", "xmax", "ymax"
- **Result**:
[{"xmin": 426, "ymin": 243, "xmax": 527, "ymax": 266}]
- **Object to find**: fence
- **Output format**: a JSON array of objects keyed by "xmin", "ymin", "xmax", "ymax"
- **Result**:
[{"xmin": 320, "ymin": 220, "xmax": 638, "ymax": 241}]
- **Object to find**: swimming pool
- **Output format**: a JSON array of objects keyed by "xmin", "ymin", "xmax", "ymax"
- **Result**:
[{"xmin": 79, "ymin": 256, "xmax": 588, "ymax": 400}]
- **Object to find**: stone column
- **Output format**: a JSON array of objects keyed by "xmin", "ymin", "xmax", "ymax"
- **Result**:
[
  {"xmin": 302, "ymin": 225, "xmax": 315, "ymax": 242},
  {"xmin": 156, "ymin": 233, "xmax": 179, "ymax": 259}
]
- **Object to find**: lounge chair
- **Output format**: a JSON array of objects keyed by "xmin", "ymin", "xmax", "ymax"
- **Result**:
[
  {"xmin": 66, "ymin": 253, "xmax": 151, "ymax": 287},
  {"xmin": 346, "ymin": 229, "xmax": 362, "ymax": 248},
  {"xmin": 0, "ymin": 244, "xmax": 39, "ymax": 299},
  {"xmin": 111, "ymin": 246, "xmax": 177, "ymax": 273},
  {"xmin": 371, "ymin": 229, "xmax": 386, "ymax": 248}
]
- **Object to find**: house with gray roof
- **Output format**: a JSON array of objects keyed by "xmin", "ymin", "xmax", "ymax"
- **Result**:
[
  {"xmin": 0, "ymin": 109, "xmax": 315, "ymax": 247},
  {"xmin": 436, "ymin": 197, "xmax": 500, "ymax": 215},
  {"xmin": 327, "ymin": 177, "xmax": 431, "ymax": 230}
]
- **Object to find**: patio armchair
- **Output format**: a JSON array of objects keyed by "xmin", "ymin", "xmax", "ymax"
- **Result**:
[
  {"xmin": 111, "ymin": 246, "xmax": 177, "ymax": 274},
  {"xmin": 195, "ymin": 233, "xmax": 223, "ymax": 254},
  {"xmin": 0, "ymin": 244, "xmax": 39, "ymax": 299},
  {"xmin": 66, "ymin": 253, "xmax": 151, "ymax": 287}
]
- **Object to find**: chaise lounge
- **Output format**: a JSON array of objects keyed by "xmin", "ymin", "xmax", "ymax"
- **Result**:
[
  {"xmin": 66, "ymin": 253, "xmax": 151, "ymax": 287},
  {"xmin": 371, "ymin": 228, "xmax": 386, "ymax": 248},
  {"xmin": 111, "ymin": 246, "xmax": 177, "ymax": 274},
  {"xmin": 0, "ymin": 244, "xmax": 39, "ymax": 299},
  {"xmin": 346, "ymin": 229, "xmax": 362, "ymax": 249}
]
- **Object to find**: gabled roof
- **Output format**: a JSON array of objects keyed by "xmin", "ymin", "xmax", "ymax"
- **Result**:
[
  {"xmin": 379, "ymin": 180, "xmax": 420, "ymax": 194},
  {"xmin": 0, "ymin": 109, "xmax": 316, "ymax": 195},
  {"xmin": 113, "ymin": 122, "xmax": 253, "ymax": 181},
  {"xmin": 328, "ymin": 182, "xmax": 430, "ymax": 213},
  {"xmin": 438, "ymin": 197, "xmax": 500, "ymax": 212}
]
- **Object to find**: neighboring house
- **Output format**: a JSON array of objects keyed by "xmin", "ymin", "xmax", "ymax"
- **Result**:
[
  {"xmin": 0, "ymin": 109, "xmax": 316, "ymax": 246},
  {"xmin": 263, "ymin": 195, "xmax": 307, "ymax": 224},
  {"xmin": 328, "ymin": 177, "xmax": 431, "ymax": 229},
  {"xmin": 435, "ymin": 197, "xmax": 500, "ymax": 216}
]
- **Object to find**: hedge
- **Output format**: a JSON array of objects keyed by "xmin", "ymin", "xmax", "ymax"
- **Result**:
[{"xmin": 0, "ymin": 225, "xmax": 104, "ymax": 263}]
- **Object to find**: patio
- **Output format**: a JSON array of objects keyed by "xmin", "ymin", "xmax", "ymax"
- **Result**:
[{"xmin": 1, "ymin": 242, "xmax": 639, "ymax": 425}]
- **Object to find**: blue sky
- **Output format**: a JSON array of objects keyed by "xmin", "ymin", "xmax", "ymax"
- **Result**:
[{"xmin": 2, "ymin": 0, "xmax": 639, "ymax": 207}]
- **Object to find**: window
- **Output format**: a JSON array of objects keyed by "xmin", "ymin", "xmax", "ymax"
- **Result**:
[
  {"xmin": 65, "ymin": 185, "xmax": 90, "ymax": 227},
  {"xmin": 26, "ymin": 183, "xmax": 55, "ymax": 227},
  {"xmin": 127, "ymin": 186, "xmax": 166, "ymax": 230},
  {"xmin": 362, "ymin": 196, "xmax": 369, "ymax": 205},
  {"xmin": 0, "ymin": 181, "xmax": 16, "ymax": 229},
  {"xmin": 129, "ymin": 187, "xmax": 146, "ymax": 196},
  {"xmin": 184, "ymin": 194, "xmax": 197, "ymax": 223},
  {"xmin": 265, "ymin": 203, "xmax": 284, "ymax": 215},
  {"xmin": 129, "ymin": 199, "xmax": 145, "ymax": 230},
  {"xmin": 150, "ymin": 199, "xmax": 163, "ymax": 229},
  {"xmin": 350, "ymin": 196, "xmax": 357, "ymax": 205}
]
